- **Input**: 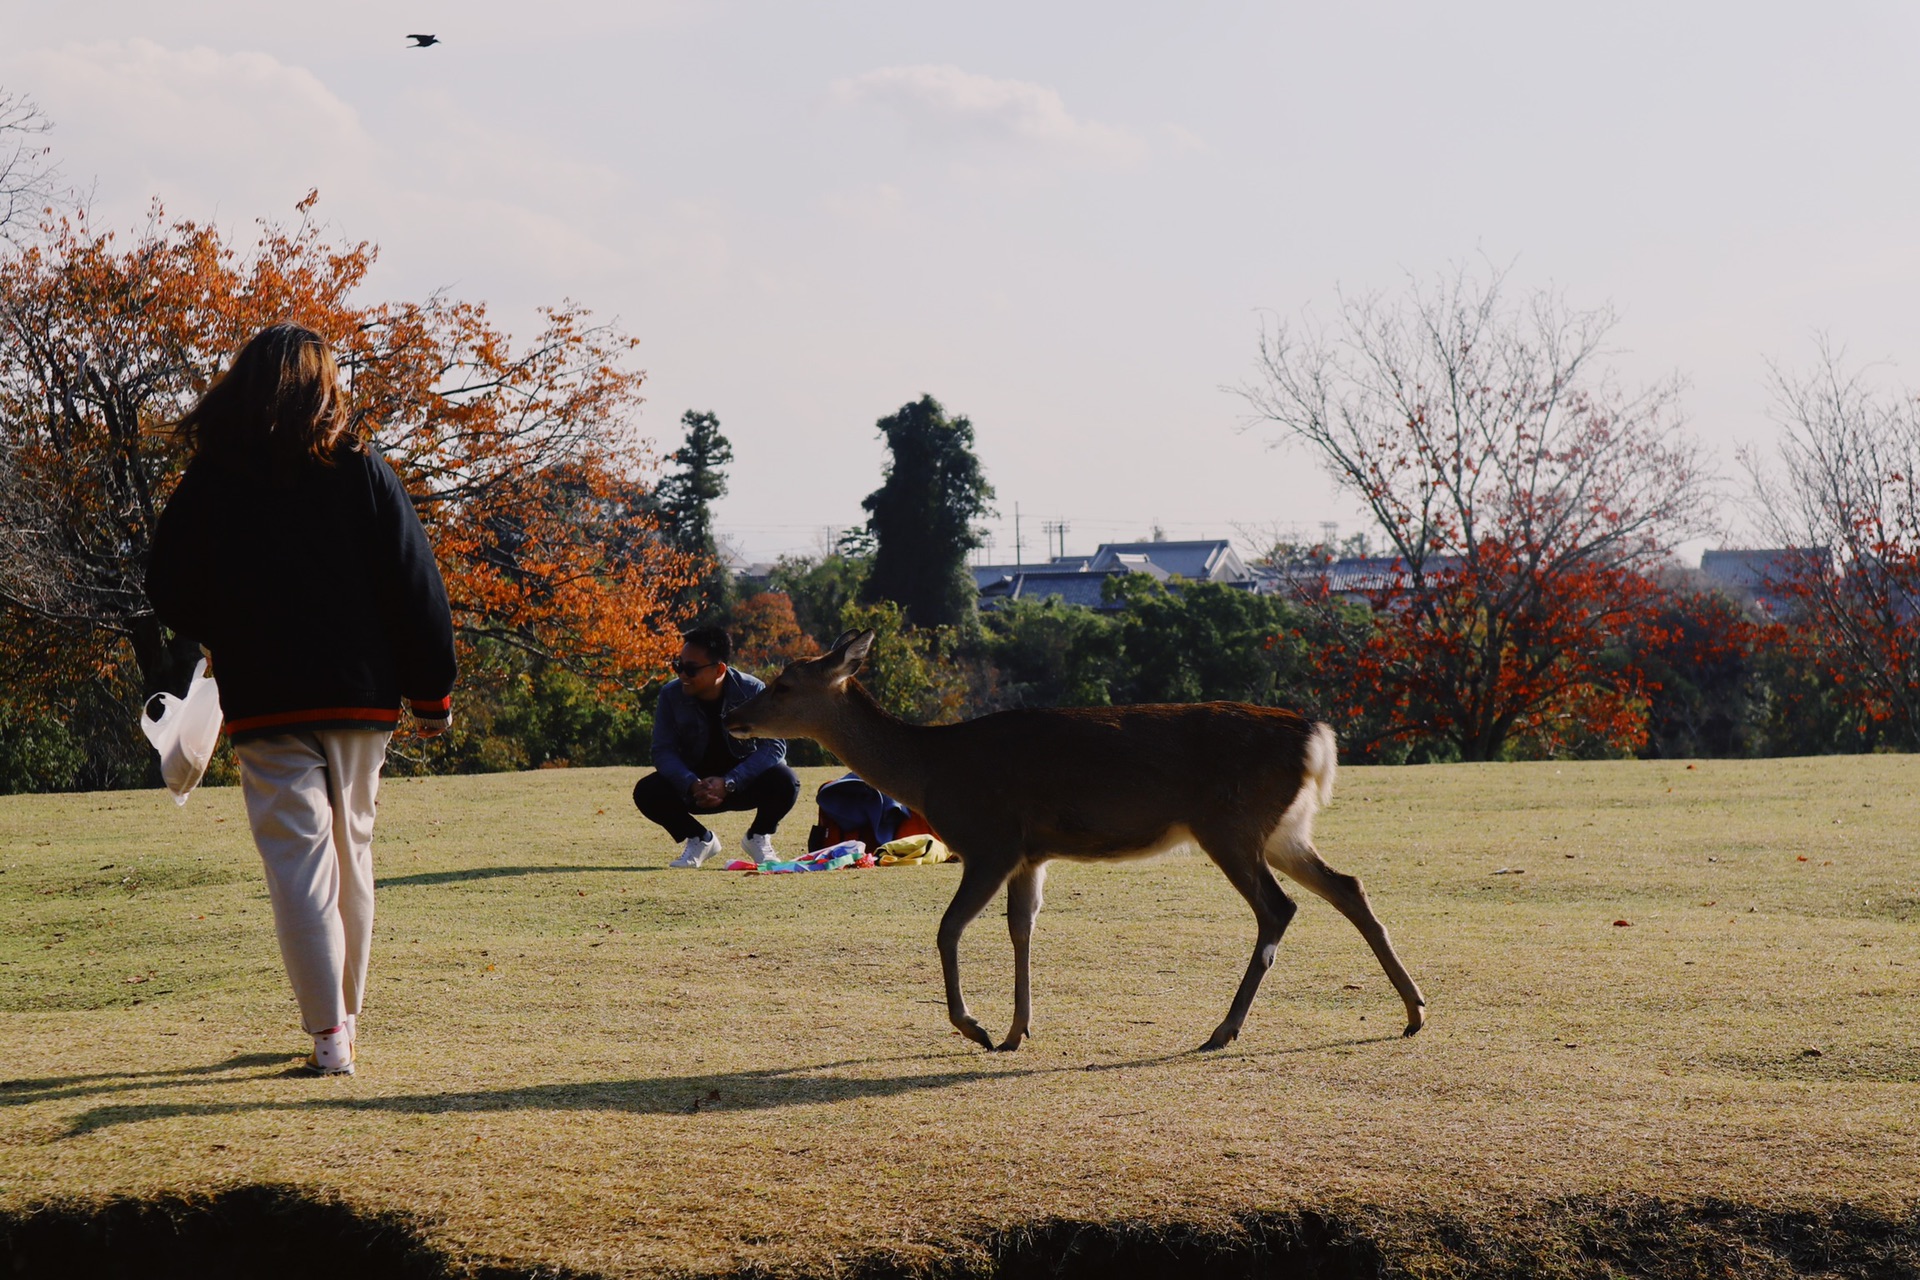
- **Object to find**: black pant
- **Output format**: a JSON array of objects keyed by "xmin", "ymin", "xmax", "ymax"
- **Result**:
[{"xmin": 632, "ymin": 765, "xmax": 801, "ymax": 841}]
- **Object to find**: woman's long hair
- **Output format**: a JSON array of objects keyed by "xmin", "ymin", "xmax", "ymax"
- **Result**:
[{"xmin": 175, "ymin": 324, "xmax": 358, "ymax": 476}]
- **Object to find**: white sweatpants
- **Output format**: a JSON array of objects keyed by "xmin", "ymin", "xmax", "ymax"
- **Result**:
[{"xmin": 233, "ymin": 729, "xmax": 390, "ymax": 1034}]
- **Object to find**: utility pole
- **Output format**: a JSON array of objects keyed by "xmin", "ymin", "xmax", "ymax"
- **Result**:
[
  {"xmin": 1014, "ymin": 502, "xmax": 1023, "ymax": 567},
  {"xmin": 1043, "ymin": 519, "xmax": 1071, "ymax": 561}
]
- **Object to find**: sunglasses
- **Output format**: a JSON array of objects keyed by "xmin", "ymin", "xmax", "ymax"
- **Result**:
[{"xmin": 671, "ymin": 659, "xmax": 719, "ymax": 678}]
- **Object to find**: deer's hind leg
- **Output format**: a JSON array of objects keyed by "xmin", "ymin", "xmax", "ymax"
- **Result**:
[
  {"xmin": 999, "ymin": 861, "xmax": 1047, "ymax": 1052},
  {"xmin": 1265, "ymin": 834, "xmax": 1426, "ymax": 1036},
  {"xmin": 1195, "ymin": 829, "xmax": 1300, "ymax": 1051},
  {"xmin": 936, "ymin": 854, "xmax": 1016, "ymax": 1050}
]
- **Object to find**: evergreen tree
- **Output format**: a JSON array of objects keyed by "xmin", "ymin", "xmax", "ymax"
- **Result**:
[
  {"xmin": 768, "ymin": 532, "xmax": 870, "ymax": 646},
  {"xmin": 859, "ymin": 395, "xmax": 994, "ymax": 629},
  {"xmin": 654, "ymin": 409, "xmax": 735, "ymax": 621}
]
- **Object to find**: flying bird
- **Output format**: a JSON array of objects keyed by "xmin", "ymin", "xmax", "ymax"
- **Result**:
[{"xmin": 406, "ymin": 33, "xmax": 440, "ymax": 48}]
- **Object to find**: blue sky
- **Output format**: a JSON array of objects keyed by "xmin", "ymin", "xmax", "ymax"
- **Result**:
[{"xmin": 7, "ymin": 1, "xmax": 1919, "ymax": 563}]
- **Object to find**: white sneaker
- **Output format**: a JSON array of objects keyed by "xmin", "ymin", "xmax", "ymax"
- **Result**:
[
  {"xmin": 670, "ymin": 831, "xmax": 721, "ymax": 868},
  {"xmin": 306, "ymin": 1024, "xmax": 354, "ymax": 1076},
  {"xmin": 742, "ymin": 832, "xmax": 777, "ymax": 865}
]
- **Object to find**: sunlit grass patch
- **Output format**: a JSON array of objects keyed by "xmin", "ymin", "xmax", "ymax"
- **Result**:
[{"xmin": 2, "ymin": 756, "xmax": 1917, "ymax": 1277}]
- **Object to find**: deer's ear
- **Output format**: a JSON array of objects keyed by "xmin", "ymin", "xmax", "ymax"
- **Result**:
[
  {"xmin": 843, "ymin": 629, "xmax": 876, "ymax": 667},
  {"xmin": 823, "ymin": 628, "xmax": 875, "ymax": 680}
]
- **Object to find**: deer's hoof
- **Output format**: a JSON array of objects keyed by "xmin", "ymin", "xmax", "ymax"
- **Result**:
[
  {"xmin": 1198, "ymin": 1027, "xmax": 1237, "ymax": 1052},
  {"xmin": 995, "ymin": 1034, "xmax": 1024, "ymax": 1052},
  {"xmin": 953, "ymin": 1018, "xmax": 995, "ymax": 1050}
]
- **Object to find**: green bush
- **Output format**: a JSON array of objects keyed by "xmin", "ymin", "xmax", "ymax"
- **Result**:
[
  {"xmin": 397, "ymin": 650, "xmax": 653, "ymax": 777},
  {"xmin": 0, "ymin": 703, "xmax": 87, "ymax": 794},
  {"xmin": 979, "ymin": 597, "xmax": 1119, "ymax": 708}
]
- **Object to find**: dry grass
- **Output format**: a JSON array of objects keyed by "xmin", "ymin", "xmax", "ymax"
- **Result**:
[{"xmin": 2, "ymin": 756, "xmax": 1917, "ymax": 1276}]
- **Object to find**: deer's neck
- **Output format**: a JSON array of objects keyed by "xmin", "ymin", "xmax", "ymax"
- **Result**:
[{"xmin": 813, "ymin": 681, "xmax": 935, "ymax": 813}]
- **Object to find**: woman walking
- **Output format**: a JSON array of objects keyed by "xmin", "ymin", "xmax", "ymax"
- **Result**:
[{"xmin": 147, "ymin": 324, "xmax": 456, "ymax": 1076}]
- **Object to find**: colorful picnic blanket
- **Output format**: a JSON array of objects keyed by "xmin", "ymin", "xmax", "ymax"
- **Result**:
[
  {"xmin": 725, "ymin": 833, "xmax": 954, "ymax": 873},
  {"xmin": 728, "ymin": 839, "xmax": 872, "ymax": 874}
]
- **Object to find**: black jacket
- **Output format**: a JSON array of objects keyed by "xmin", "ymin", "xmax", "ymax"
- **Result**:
[{"xmin": 146, "ymin": 443, "xmax": 456, "ymax": 741}]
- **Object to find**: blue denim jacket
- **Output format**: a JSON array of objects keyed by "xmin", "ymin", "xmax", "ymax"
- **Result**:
[{"xmin": 651, "ymin": 668, "xmax": 786, "ymax": 800}]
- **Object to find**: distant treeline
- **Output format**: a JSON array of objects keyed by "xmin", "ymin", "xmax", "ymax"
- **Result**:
[{"xmin": 2, "ymin": 110, "xmax": 1914, "ymax": 793}]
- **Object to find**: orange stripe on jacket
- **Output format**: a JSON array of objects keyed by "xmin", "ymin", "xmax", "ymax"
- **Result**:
[{"xmin": 224, "ymin": 706, "xmax": 401, "ymax": 735}]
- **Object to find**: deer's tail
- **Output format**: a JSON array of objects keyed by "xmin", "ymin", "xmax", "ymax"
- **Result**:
[
  {"xmin": 1303, "ymin": 721, "xmax": 1338, "ymax": 809},
  {"xmin": 1269, "ymin": 722, "xmax": 1338, "ymax": 861}
]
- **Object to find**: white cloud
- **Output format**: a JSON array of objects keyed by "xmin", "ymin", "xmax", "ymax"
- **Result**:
[
  {"xmin": 831, "ymin": 64, "xmax": 1144, "ymax": 165},
  {"xmin": 22, "ymin": 38, "xmax": 371, "ymax": 215},
  {"xmin": 13, "ymin": 39, "xmax": 678, "ymax": 298}
]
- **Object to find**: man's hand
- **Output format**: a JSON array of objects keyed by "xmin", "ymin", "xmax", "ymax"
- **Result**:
[
  {"xmin": 414, "ymin": 708, "xmax": 452, "ymax": 739},
  {"xmin": 689, "ymin": 777, "xmax": 726, "ymax": 808}
]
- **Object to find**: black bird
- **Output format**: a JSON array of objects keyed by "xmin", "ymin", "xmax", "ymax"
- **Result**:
[{"xmin": 406, "ymin": 33, "xmax": 440, "ymax": 48}]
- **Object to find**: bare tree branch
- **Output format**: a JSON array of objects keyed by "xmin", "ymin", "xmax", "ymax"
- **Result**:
[
  {"xmin": 1236, "ymin": 263, "xmax": 1712, "ymax": 759},
  {"xmin": 1743, "ymin": 340, "xmax": 1920, "ymax": 742},
  {"xmin": 0, "ymin": 89, "xmax": 59, "ymax": 243}
]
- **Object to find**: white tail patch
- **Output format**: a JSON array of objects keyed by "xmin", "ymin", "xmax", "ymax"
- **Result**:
[{"xmin": 1265, "ymin": 722, "xmax": 1338, "ymax": 875}]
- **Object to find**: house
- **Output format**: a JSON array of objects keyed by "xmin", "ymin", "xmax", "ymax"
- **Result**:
[
  {"xmin": 974, "ymin": 539, "xmax": 1253, "ymax": 611},
  {"xmin": 1698, "ymin": 548, "xmax": 1828, "ymax": 614},
  {"xmin": 976, "ymin": 562, "xmax": 1166, "ymax": 612},
  {"xmin": 1084, "ymin": 539, "xmax": 1254, "ymax": 585},
  {"xmin": 1266, "ymin": 554, "xmax": 1466, "ymax": 605},
  {"xmin": 1267, "ymin": 546, "xmax": 1833, "ymax": 614}
]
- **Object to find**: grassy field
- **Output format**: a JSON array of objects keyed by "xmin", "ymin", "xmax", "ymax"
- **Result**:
[{"xmin": 2, "ymin": 756, "xmax": 1917, "ymax": 1277}]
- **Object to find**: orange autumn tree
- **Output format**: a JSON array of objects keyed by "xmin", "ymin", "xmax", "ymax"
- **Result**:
[
  {"xmin": 1243, "ymin": 266, "xmax": 1710, "ymax": 761},
  {"xmin": 345, "ymin": 291, "xmax": 697, "ymax": 704},
  {"xmin": 0, "ymin": 195, "xmax": 693, "ymax": 788},
  {"xmin": 728, "ymin": 591, "xmax": 820, "ymax": 677}
]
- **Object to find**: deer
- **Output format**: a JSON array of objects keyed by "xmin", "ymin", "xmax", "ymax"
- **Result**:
[{"xmin": 724, "ymin": 629, "xmax": 1426, "ymax": 1052}]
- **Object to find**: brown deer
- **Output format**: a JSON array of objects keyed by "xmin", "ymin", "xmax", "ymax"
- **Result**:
[{"xmin": 726, "ymin": 629, "xmax": 1426, "ymax": 1052}]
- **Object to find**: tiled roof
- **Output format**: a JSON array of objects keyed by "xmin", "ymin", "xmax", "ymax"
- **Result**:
[
  {"xmin": 1086, "ymin": 540, "xmax": 1250, "ymax": 582},
  {"xmin": 978, "ymin": 568, "xmax": 1145, "ymax": 611},
  {"xmin": 974, "ymin": 537, "xmax": 1257, "ymax": 606},
  {"xmin": 972, "ymin": 563, "xmax": 1036, "ymax": 589},
  {"xmin": 1699, "ymin": 548, "xmax": 1828, "ymax": 589},
  {"xmin": 1267, "ymin": 555, "xmax": 1466, "ymax": 598}
]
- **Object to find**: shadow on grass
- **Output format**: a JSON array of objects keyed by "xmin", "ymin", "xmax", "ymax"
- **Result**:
[
  {"xmin": 375, "ymin": 864, "xmax": 659, "ymax": 888},
  {"xmin": 54, "ymin": 1035, "xmax": 1403, "ymax": 1138},
  {"xmin": 1, "ymin": 1053, "xmax": 290, "ymax": 1104}
]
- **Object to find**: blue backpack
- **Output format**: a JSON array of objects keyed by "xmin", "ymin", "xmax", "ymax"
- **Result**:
[{"xmin": 807, "ymin": 773, "xmax": 911, "ymax": 852}]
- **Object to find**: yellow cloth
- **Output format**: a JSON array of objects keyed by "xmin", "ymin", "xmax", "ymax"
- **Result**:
[{"xmin": 876, "ymin": 834, "xmax": 952, "ymax": 865}]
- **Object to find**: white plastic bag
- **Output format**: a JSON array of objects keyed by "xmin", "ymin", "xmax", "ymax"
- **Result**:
[{"xmin": 140, "ymin": 657, "xmax": 223, "ymax": 805}]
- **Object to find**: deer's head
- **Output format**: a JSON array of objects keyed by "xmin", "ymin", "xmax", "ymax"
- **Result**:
[{"xmin": 725, "ymin": 628, "xmax": 876, "ymax": 740}]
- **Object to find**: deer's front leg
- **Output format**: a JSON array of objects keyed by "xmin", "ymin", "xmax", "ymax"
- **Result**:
[
  {"xmin": 999, "ymin": 862, "xmax": 1047, "ymax": 1051},
  {"xmin": 936, "ymin": 857, "xmax": 1013, "ymax": 1050}
]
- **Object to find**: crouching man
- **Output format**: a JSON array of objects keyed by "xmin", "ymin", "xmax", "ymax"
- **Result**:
[{"xmin": 634, "ymin": 625, "xmax": 800, "ymax": 868}]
